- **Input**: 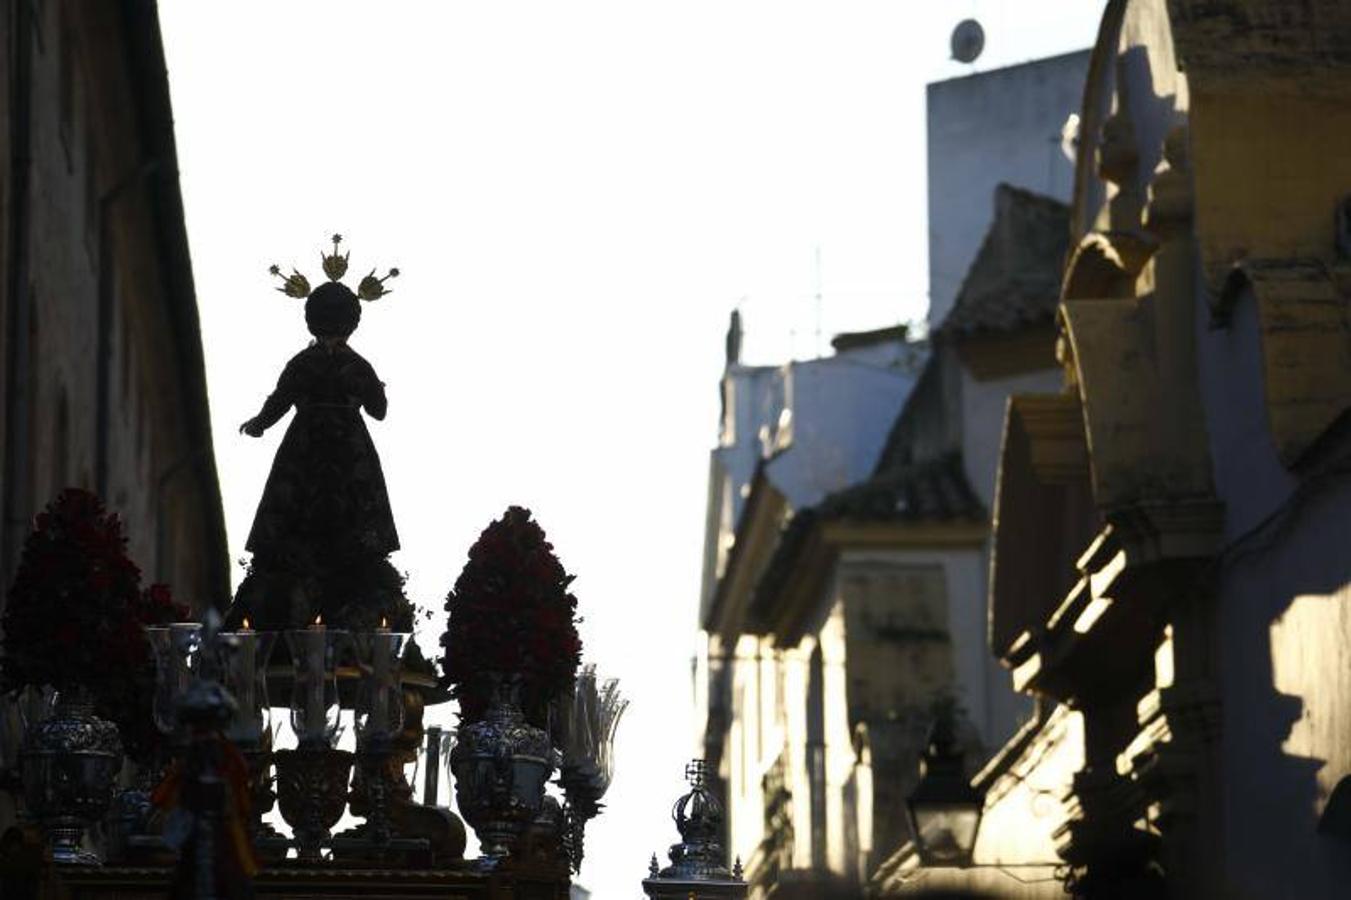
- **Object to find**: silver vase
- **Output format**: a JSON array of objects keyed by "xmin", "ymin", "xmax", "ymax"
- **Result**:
[
  {"xmin": 20, "ymin": 687, "xmax": 124, "ymax": 865},
  {"xmin": 450, "ymin": 680, "xmax": 555, "ymax": 866}
]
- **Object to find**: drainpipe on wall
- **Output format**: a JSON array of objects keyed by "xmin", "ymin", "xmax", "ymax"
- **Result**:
[{"xmin": 2, "ymin": 0, "xmax": 35, "ymax": 594}]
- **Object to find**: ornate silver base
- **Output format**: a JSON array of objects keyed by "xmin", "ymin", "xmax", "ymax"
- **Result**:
[
  {"xmin": 19, "ymin": 690, "xmax": 124, "ymax": 867},
  {"xmin": 451, "ymin": 686, "xmax": 555, "ymax": 868},
  {"xmin": 275, "ymin": 747, "xmax": 354, "ymax": 862}
]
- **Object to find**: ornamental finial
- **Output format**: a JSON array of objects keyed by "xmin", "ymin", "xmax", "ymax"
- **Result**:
[
  {"xmin": 321, "ymin": 233, "xmax": 349, "ymax": 281},
  {"xmin": 267, "ymin": 234, "xmax": 398, "ymax": 302},
  {"xmin": 269, "ymin": 264, "xmax": 311, "ymax": 298},
  {"xmin": 642, "ymin": 760, "xmax": 746, "ymax": 896},
  {"xmin": 357, "ymin": 267, "xmax": 399, "ymax": 301}
]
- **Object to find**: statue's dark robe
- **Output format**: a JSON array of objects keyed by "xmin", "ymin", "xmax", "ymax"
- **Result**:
[
  {"xmin": 245, "ymin": 343, "xmax": 399, "ymax": 562},
  {"xmin": 229, "ymin": 342, "xmax": 410, "ymax": 633}
]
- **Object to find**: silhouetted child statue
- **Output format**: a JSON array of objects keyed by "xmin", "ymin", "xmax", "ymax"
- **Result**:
[{"xmin": 227, "ymin": 236, "xmax": 413, "ymax": 633}]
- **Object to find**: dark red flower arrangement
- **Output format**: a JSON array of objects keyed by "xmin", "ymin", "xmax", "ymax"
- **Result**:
[
  {"xmin": 1, "ymin": 489, "xmax": 187, "ymax": 763},
  {"xmin": 439, "ymin": 506, "xmax": 582, "ymax": 726}
]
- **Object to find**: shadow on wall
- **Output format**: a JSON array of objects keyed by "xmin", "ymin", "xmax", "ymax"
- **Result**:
[
  {"xmin": 1191, "ymin": 248, "xmax": 1351, "ymax": 893},
  {"xmin": 1222, "ymin": 465, "xmax": 1351, "ymax": 895}
]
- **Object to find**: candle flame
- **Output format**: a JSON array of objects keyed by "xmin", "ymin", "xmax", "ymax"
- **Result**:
[
  {"xmin": 314, "ymin": 614, "xmax": 323, "ymax": 626},
  {"xmin": 242, "ymin": 617, "xmax": 251, "ymax": 631},
  {"xmin": 381, "ymin": 615, "xmax": 388, "ymax": 628}
]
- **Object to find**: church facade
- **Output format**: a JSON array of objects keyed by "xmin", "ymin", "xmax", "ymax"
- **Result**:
[{"xmin": 872, "ymin": 1, "xmax": 1351, "ymax": 896}]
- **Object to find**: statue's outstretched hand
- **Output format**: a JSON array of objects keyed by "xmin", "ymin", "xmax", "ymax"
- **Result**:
[{"xmin": 239, "ymin": 417, "xmax": 265, "ymax": 438}]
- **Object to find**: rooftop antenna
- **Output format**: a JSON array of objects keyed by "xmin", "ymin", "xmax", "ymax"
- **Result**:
[{"xmin": 950, "ymin": 18, "xmax": 985, "ymax": 66}]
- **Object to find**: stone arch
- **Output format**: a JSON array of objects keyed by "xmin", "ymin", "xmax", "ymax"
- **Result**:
[
  {"xmin": 1211, "ymin": 261, "xmax": 1351, "ymax": 469},
  {"xmin": 1061, "ymin": 230, "xmax": 1157, "ymax": 301}
]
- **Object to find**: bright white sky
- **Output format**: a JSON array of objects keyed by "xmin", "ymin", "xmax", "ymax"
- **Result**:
[{"xmin": 160, "ymin": 2, "xmax": 1104, "ymax": 895}]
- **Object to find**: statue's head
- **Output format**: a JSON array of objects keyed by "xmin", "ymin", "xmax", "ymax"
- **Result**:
[
  {"xmin": 305, "ymin": 281, "xmax": 361, "ymax": 338},
  {"xmin": 268, "ymin": 234, "xmax": 399, "ymax": 339}
]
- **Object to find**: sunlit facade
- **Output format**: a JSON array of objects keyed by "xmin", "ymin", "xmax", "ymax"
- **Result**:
[
  {"xmin": 694, "ymin": 186, "xmax": 1077, "ymax": 897},
  {"xmin": 872, "ymin": 1, "xmax": 1351, "ymax": 896},
  {"xmin": 691, "ymin": 42, "xmax": 1098, "ymax": 896}
]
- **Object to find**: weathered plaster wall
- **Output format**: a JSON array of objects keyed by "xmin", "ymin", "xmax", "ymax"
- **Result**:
[
  {"xmin": 1217, "ymin": 473, "xmax": 1351, "ymax": 897},
  {"xmin": 1, "ymin": 2, "xmax": 224, "ymax": 600},
  {"xmin": 927, "ymin": 52, "xmax": 1089, "ymax": 326},
  {"xmin": 838, "ymin": 547, "xmax": 1031, "ymax": 762},
  {"xmin": 725, "ymin": 632, "xmax": 773, "ymax": 871},
  {"xmin": 726, "ymin": 543, "xmax": 1031, "ymax": 890},
  {"xmin": 767, "ymin": 358, "xmax": 915, "ymax": 510},
  {"xmin": 1188, "ymin": 86, "xmax": 1351, "ymax": 284},
  {"xmin": 1194, "ymin": 278, "xmax": 1297, "ymax": 543},
  {"xmin": 0, "ymin": 1, "xmax": 229, "ymax": 834},
  {"xmin": 24, "ymin": 0, "xmax": 101, "ymax": 503},
  {"xmin": 704, "ymin": 350, "xmax": 916, "ymax": 623},
  {"xmin": 819, "ymin": 600, "xmax": 855, "ymax": 878},
  {"xmin": 872, "ymin": 707, "xmax": 1084, "ymax": 897},
  {"xmin": 974, "ymin": 709, "xmax": 1084, "ymax": 868},
  {"xmin": 960, "ymin": 366, "xmax": 1063, "ymax": 510}
]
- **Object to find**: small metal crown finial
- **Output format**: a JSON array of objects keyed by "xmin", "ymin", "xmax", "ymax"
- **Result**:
[
  {"xmin": 267, "ymin": 234, "xmax": 398, "ymax": 301},
  {"xmin": 645, "ymin": 760, "xmax": 744, "ymax": 891},
  {"xmin": 357, "ymin": 267, "xmax": 399, "ymax": 301},
  {"xmin": 321, "ymin": 233, "xmax": 349, "ymax": 281},
  {"xmin": 269, "ymin": 263, "xmax": 311, "ymax": 299},
  {"xmin": 649, "ymin": 853, "xmax": 659, "ymax": 877},
  {"xmin": 672, "ymin": 758, "xmax": 725, "ymax": 847},
  {"xmin": 733, "ymin": 856, "xmax": 743, "ymax": 878}
]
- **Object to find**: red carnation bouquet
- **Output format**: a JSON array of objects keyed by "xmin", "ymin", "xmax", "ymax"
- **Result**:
[
  {"xmin": 439, "ymin": 506, "xmax": 582, "ymax": 725},
  {"xmin": 1, "ymin": 489, "xmax": 187, "ymax": 762}
]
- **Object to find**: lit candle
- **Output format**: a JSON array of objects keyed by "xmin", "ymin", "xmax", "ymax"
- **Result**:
[
  {"xmin": 372, "ymin": 617, "xmax": 391, "ymax": 735},
  {"xmin": 234, "ymin": 623, "xmax": 258, "ymax": 742},
  {"xmin": 306, "ymin": 614, "xmax": 326, "ymax": 744}
]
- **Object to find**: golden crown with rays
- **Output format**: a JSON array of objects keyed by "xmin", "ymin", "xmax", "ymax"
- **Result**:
[{"xmin": 268, "ymin": 234, "xmax": 399, "ymax": 301}]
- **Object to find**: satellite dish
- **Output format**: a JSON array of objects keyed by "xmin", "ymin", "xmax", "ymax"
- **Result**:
[{"xmin": 950, "ymin": 19, "xmax": 985, "ymax": 64}]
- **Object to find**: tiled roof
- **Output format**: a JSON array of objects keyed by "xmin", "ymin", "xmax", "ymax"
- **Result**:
[
  {"xmin": 935, "ymin": 183, "xmax": 1071, "ymax": 338},
  {"xmin": 750, "ymin": 453, "xmax": 984, "ymax": 628},
  {"xmin": 809, "ymin": 451, "xmax": 983, "ymax": 523}
]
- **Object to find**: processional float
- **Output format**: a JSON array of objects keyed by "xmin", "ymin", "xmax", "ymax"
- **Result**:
[{"xmin": 1, "ymin": 238, "xmax": 640, "ymax": 897}]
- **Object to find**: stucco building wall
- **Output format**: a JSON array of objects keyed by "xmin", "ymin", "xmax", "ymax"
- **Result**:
[
  {"xmin": 959, "ymin": 367, "xmax": 1061, "ymax": 511},
  {"xmin": 0, "ymin": 0, "xmax": 229, "ymax": 808},
  {"xmin": 1, "ymin": 2, "xmax": 227, "ymax": 601},
  {"xmin": 1216, "ymin": 473, "xmax": 1351, "ymax": 897},
  {"xmin": 927, "ymin": 52, "xmax": 1088, "ymax": 327},
  {"xmin": 1191, "ymin": 141, "xmax": 1351, "ymax": 900},
  {"xmin": 877, "ymin": 1, "xmax": 1351, "ymax": 896}
]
